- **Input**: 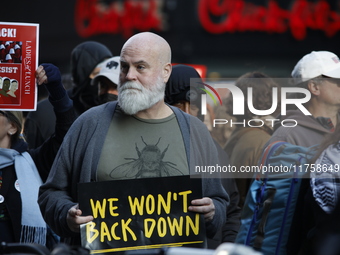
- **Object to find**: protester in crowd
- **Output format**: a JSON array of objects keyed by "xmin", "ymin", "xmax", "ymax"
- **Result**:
[
  {"xmin": 24, "ymin": 41, "xmax": 113, "ymax": 148},
  {"xmin": 300, "ymin": 120, "xmax": 340, "ymax": 255},
  {"xmin": 0, "ymin": 64, "xmax": 76, "ymax": 247},
  {"xmin": 224, "ymin": 71, "xmax": 281, "ymax": 208},
  {"xmin": 268, "ymin": 51, "xmax": 340, "ymax": 146},
  {"xmin": 91, "ymin": 56, "xmax": 120, "ymax": 104},
  {"xmin": 38, "ymin": 32, "xmax": 229, "ymax": 246},
  {"xmin": 165, "ymin": 64, "xmax": 241, "ymax": 246},
  {"xmin": 265, "ymin": 50, "xmax": 340, "ymax": 254},
  {"xmin": 311, "ymin": 121, "xmax": 340, "ymax": 215},
  {"xmin": 164, "ymin": 64, "xmax": 205, "ymax": 120}
]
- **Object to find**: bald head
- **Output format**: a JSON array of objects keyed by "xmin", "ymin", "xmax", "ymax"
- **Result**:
[
  {"xmin": 119, "ymin": 32, "xmax": 173, "ymax": 87},
  {"xmin": 118, "ymin": 32, "xmax": 173, "ymax": 116},
  {"xmin": 121, "ymin": 32, "xmax": 171, "ymax": 66}
]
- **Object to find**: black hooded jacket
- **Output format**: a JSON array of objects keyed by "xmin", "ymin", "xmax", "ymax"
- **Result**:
[
  {"xmin": 165, "ymin": 64, "xmax": 205, "ymax": 121},
  {"xmin": 70, "ymin": 41, "xmax": 113, "ymax": 114},
  {"xmin": 24, "ymin": 41, "xmax": 112, "ymax": 149}
]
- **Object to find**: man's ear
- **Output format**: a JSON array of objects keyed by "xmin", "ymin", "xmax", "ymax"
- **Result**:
[
  {"xmin": 163, "ymin": 63, "xmax": 172, "ymax": 83},
  {"xmin": 308, "ymin": 80, "xmax": 321, "ymax": 96}
]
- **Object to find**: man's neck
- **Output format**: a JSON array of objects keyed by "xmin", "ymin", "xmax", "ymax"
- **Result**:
[
  {"xmin": 308, "ymin": 104, "xmax": 339, "ymax": 127},
  {"xmin": 135, "ymin": 100, "xmax": 173, "ymax": 119}
]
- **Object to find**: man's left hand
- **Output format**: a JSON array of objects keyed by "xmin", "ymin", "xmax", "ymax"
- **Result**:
[{"xmin": 188, "ymin": 197, "xmax": 215, "ymax": 222}]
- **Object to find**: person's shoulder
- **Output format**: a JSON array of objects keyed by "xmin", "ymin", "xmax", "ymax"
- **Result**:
[
  {"xmin": 71, "ymin": 102, "xmax": 117, "ymax": 129},
  {"xmin": 80, "ymin": 101, "xmax": 117, "ymax": 116},
  {"xmin": 271, "ymin": 125, "xmax": 296, "ymax": 138},
  {"xmin": 279, "ymin": 109, "xmax": 316, "ymax": 125}
]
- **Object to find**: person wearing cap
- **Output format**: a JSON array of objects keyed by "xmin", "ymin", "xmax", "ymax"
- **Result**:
[
  {"xmin": 91, "ymin": 56, "xmax": 120, "ymax": 105},
  {"xmin": 164, "ymin": 64, "xmax": 205, "ymax": 121},
  {"xmin": 265, "ymin": 50, "xmax": 340, "ymax": 254},
  {"xmin": 24, "ymin": 41, "xmax": 113, "ymax": 149},
  {"xmin": 0, "ymin": 64, "xmax": 76, "ymax": 247},
  {"xmin": 165, "ymin": 64, "xmax": 241, "ymax": 246},
  {"xmin": 38, "ymin": 32, "xmax": 229, "ymax": 247},
  {"xmin": 268, "ymin": 50, "xmax": 340, "ymax": 147}
]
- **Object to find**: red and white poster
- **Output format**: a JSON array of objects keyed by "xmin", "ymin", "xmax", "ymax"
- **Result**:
[{"xmin": 0, "ymin": 22, "xmax": 39, "ymax": 110}]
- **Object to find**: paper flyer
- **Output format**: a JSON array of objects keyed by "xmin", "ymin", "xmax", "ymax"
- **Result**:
[{"xmin": 0, "ymin": 22, "xmax": 39, "ymax": 110}]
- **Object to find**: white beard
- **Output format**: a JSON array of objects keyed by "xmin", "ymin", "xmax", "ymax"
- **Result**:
[{"xmin": 118, "ymin": 76, "xmax": 165, "ymax": 115}]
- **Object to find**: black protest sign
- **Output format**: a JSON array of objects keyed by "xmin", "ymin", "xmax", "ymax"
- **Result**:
[{"xmin": 78, "ymin": 175, "xmax": 205, "ymax": 254}]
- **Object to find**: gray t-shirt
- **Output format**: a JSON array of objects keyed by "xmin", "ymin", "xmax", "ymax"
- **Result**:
[{"xmin": 97, "ymin": 108, "xmax": 189, "ymax": 181}]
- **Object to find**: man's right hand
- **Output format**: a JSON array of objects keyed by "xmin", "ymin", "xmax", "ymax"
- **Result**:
[{"xmin": 67, "ymin": 204, "xmax": 94, "ymax": 233}]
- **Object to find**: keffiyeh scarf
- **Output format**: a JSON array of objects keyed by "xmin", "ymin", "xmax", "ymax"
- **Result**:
[{"xmin": 311, "ymin": 141, "xmax": 340, "ymax": 214}]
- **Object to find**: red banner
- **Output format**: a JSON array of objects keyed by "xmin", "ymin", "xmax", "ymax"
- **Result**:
[{"xmin": 0, "ymin": 22, "xmax": 39, "ymax": 110}]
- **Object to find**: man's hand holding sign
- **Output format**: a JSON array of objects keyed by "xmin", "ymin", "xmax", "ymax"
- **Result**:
[{"xmin": 78, "ymin": 176, "xmax": 206, "ymax": 254}]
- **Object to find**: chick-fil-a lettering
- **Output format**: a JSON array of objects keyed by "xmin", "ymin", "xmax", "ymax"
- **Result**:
[
  {"xmin": 198, "ymin": 0, "xmax": 340, "ymax": 40},
  {"xmin": 74, "ymin": 0, "xmax": 164, "ymax": 38}
]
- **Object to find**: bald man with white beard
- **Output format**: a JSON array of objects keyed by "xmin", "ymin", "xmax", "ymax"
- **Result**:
[{"xmin": 38, "ymin": 32, "xmax": 229, "ymax": 247}]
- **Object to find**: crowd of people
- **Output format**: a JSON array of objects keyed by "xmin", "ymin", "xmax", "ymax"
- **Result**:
[{"xmin": 0, "ymin": 32, "xmax": 340, "ymax": 255}]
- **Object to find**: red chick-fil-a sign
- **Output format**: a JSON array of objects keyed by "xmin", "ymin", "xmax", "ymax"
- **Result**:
[
  {"xmin": 198, "ymin": 0, "xmax": 340, "ymax": 40},
  {"xmin": 74, "ymin": 0, "xmax": 165, "ymax": 38}
]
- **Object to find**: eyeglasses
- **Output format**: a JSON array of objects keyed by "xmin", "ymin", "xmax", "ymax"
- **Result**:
[{"xmin": 0, "ymin": 110, "xmax": 8, "ymax": 117}]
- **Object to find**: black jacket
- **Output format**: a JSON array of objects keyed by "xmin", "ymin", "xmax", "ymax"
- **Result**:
[
  {"xmin": 0, "ymin": 101, "xmax": 76, "ymax": 243},
  {"xmin": 24, "ymin": 41, "xmax": 112, "ymax": 148}
]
